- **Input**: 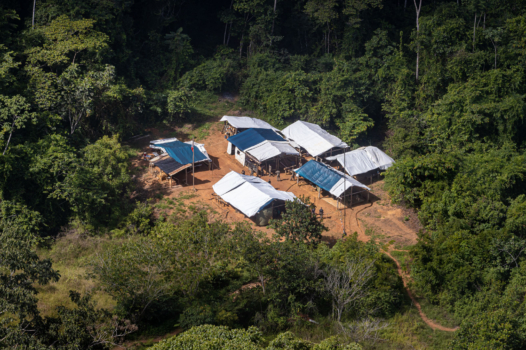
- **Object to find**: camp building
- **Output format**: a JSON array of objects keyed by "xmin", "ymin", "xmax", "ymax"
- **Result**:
[
  {"xmin": 148, "ymin": 138, "xmax": 211, "ymax": 186},
  {"xmin": 295, "ymin": 160, "xmax": 370, "ymax": 208},
  {"xmin": 281, "ymin": 120, "xmax": 348, "ymax": 159},
  {"xmin": 220, "ymin": 116, "xmax": 279, "ymax": 136},
  {"xmin": 227, "ymin": 128, "xmax": 300, "ymax": 175},
  {"xmin": 326, "ymin": 146, "xmax": 395, "ymax": 180},
  {"xmin": 213, "ymin": 171, "xmax": 296, "ymax": 226}
]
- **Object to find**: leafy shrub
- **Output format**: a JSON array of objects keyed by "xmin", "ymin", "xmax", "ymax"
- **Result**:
[{"xmin": 178, "ymin": 305, "xmax": 215, "ymax": 329}]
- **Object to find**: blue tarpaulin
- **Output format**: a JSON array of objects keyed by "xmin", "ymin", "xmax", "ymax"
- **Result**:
[
  {"xmin": 157, "ymin": 141, "xmax": 208, "ymax": 165},
  {"xmin": 228, "ymin": 128, "xmax": 284, "ymax": 151},
  {"xmin": 295, "ymin": 160, "xmax": 343, "ymax": 192}
]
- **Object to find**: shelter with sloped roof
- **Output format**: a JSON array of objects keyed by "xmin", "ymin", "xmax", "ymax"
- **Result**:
[
  {"xmin": 148, "ymin": 140, "xmax": 211, "ymax": 187},
  {"xmin": 226, "ymin": 128, "xmax": 300, "ymax": 174},
  {"xmin": 326, "ymin": 146, "xmax": 395, "ymax": 177},
  {"xmin": 220, "ymin": 116, "xmax": 279, "ymax": 136},
  {"xmin": 281, "ymin": 121, "xmax": 348, "ymax": 158},
  {"xmin": 294, "ymin": 160, "xmax": 370, "ymax": 208},
  {"xmin": 213, "ymin": 171, "xmax": 297, "ymax": 225}
]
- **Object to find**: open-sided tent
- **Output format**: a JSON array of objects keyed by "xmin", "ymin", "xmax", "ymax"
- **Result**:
[
  {"xmin": 326, "ymin": 146, "xmax": 395, "ymax": 176},
  {"xmin": 151, "ymin": 138, "xmax": 211, "ymax": 162},
  {"xmin": 220, "ymin": 116, "xmax": 279, "ymax": 135},
  {"xmin": 213, "ymin": 171, "xmax": 296, "ymax": 225},
  {"xmin": 295, "ymin": 160, "xmax": 369, "ymax": 205},
  {"xmin": 228, "ymin": 128, "xmax": 284, "ymax": 151},
  {"xmin": 151, "ymin": 140, "xmax": 211, "ymax": 164},
  {"xmin": 227, "ymin": 129, "xmax": 299, "ymax": 171},
  {"xmin": 281, "ymin": 121, "xmax": 348, "ymax": 158},
  {"xmin": 149, "ymin": 140, "xmax": 211, "ymax": 186}
]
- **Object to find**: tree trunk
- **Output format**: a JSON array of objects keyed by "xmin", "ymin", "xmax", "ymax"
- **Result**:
[
  {"xmin": 473, "ymin": 13, "xmax": 477, "ymax": 52},
  {"xmin": 239, "ymin": 34, "xmax": 244, "ymax": 58},
  {"xmin": 413, "ymin": 0, "xmax": 422, "ymax": 81},
  {"xmin": 3, "ymin": 118, "xmax": 17, "ymax": 155},
  {"xmin": 271, "ymin": 0, "xmax": 277, "ymax": 35},
  {"xmin": 32, "ymin": 0, "xmax": 36, "ymax": 29},
  {"xmin": 227, "ymin": 22, "xmax": 232, "ymax": 46}
]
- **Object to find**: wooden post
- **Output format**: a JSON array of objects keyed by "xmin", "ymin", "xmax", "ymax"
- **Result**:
[
  {"xmin": 185, "ymin": 167, "xmax": 188, "ymax": 185},
  {"xmin": 367, "ymin": 191, "xmax": 370, "ymax": 203},
  {"xmin": 350, "ymin": 187, "xmax": 353, "ymax": 208},
  {"xmin": 297, "ymin": 176, "xmax": 299, "ymax": 186},
  {"xmin": 318, "ymin": 186, "xmax": 321, "ymax": 199}
]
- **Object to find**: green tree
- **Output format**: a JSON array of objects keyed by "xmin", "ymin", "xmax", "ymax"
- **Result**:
[
  {"xmin": 0, "ymin": 202, "xmax": 58, "ymax": 348},
  {"xmin": 0, "ymin": 94, "xmax": 36, "ymax": 154},
  {"xmin": 270, "ymin": 197, "xmax": 327, "ymax": 245},
  {"xmin": 88, "ymin": 237, "xmax": 177, "ymax": 321}
]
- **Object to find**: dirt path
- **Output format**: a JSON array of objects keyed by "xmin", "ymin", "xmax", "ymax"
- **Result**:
[
  {"xmin": 382, "ymin": 250, "xmax": 458, "ymax": 332},
  {"xmin": 353, "ymin": 200, "xmax": 458, "ymax": 332}
]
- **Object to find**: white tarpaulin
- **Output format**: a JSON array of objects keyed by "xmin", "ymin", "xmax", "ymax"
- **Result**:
[
  {"xmin": 364, "ymin": 146, "xmax": 395, "ymax": 170},
  {"xmin": 220, "ymin": 116, "xmax": 279, "ymax": 132},
  {"xmin": 213, "ymin": 171, "xmax": 296, "ymax": 217},
  {"xmin": 150, "ymin": 137, "xmax": 179, "ymax": 148},
  {"xmin": 281, "ymin": 121, "xmax": 348, "ymax": 157},
  {"xmin": 245, "ymin": 141, "xmax": 299, "ymax": 162},
  {"xmin": 330, "ymin": 177, "xmax": 370, "ymax": 197},
  {"xmin": 326, "ymin": 146, "xmax": 394, "ymax": 176}
]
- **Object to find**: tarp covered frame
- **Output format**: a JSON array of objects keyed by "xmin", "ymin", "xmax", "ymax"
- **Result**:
[
  {"xmin": 295, "ymin": 160, "xmax": 370, "ymax": 199},
  {"xmin": 213, "ymin": 171, "xmax": 296, "ymax": 224},
  {"xmin": 326, "ymin": 146, "xmax": 395, "ymax": 176},
  {"xmin": 281, "ymin": 121, "xmax": 348, "ymax": 158},
  {"xmin": 220, "ymin": 116, "xmax": 279, "ymax": 135}
]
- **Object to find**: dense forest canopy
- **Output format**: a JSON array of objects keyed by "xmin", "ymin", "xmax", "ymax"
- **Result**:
[{"xmin": 1, "ymin": 0, "xmax": 526, "ymax": 349}]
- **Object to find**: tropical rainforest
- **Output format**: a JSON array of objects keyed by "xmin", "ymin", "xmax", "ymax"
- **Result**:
[{"xmin": 1, "ymin": 0, "xmax": 526, "ymax": 349}]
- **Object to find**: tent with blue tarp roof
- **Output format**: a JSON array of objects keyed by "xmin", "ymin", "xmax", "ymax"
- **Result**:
[
  {"xmin": 156, "ymin": 140, "xmax": 208, "ymax": 164},
  {"xmin": 295, "ymin": 160, "xmax": 370, "ymax": 198},
  {"xmin": 228, "ymin": 128, "xmax": 284, "ymax": 151}
]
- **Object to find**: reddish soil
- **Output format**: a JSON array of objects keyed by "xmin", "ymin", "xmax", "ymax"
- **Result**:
[{"xmin": 128, "ymin": 118, "xmax": 456, "ymax": 332}]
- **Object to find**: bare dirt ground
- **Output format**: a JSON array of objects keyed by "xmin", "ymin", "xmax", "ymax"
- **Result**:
[
  {"xmin": 130, "ymin": 121, "xmax": 419, "ymax": 243},
  {"xmin": 128, "ymin": 117, "xmax": 456, "ymax": 333}
]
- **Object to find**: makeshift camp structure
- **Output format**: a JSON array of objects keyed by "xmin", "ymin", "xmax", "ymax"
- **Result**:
[
  {"xmin": 220, "ymin": 116, "xmax": 279, "ymax": 136},
  {"xmin": 227, "ymin": 128, "xmax": 300, "ymax": 174},
  {"xmin": 281, "ymin": 121, "xmax": 348, "ymax": 158},
  {"xmin": 295, "ymin": 160, "xmax": 370, "ymax": 208},
  {"xmin": 149, "ymin": 140, "xmax": 211, "ymax": 186},
  {"xmin": 150, "ymin": 138, "xmax": 212, "ymax": 163},
  {"xmin": 213, "ymin": 171, "xmax": 296, "ymax": 225},
  {"xmin": 326, "ymin": 146, "xmax": 395, "ymax": 177}
]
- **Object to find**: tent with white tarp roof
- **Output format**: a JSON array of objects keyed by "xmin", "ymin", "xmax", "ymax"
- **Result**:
[
  {"xmin": 245, "ymin": 141, "xmax": 299, "ymax": 162},
  {"xmin": 325, "ymin": 146, "xmax": 395, "ymax": 176},
  {"xmin": 213, "ymin": 171, "xmax": 296, "ymax": 225},
  {"xmin": 220, "ymin": 116, "xmax": 279, "ymax": 135},
  {"xmin": 226, "ymin": 128, "xmax": 300, "ymax": 172},
  {"xmin": 281, "ymin": 121, "xmax": 348, "ymax": 157}
]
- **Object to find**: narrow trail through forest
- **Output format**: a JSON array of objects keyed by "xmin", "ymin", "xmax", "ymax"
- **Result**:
[{"xmin": 354, "ymin": 204, "xmax": 458, "ymax": 332}]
